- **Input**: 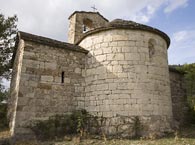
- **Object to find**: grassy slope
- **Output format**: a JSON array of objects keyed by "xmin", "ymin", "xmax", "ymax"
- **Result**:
[{"xmin": 1, "ymin": 126, "xmax": 195, "ymax": 145}]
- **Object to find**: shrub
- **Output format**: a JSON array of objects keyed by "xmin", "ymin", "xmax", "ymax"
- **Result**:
[
  {"xmin": 29, "ymin": 109, "xmax": 99, "ymax": 140},
  {"xmin": 188, "ymin": 106, "xmax": 195, "ymax": 124},
  {"xmin": 132, "ymin": 116, "xmax": 142, "ymax": 138},
  {"xmin": 0, "ymin": 104, "xmax": 8, "ymax": 131}
]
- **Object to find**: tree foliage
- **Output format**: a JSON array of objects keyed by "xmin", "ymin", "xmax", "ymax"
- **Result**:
[
  {"xmin": 0, "ymin": 89, "xmax": 9, "ymax": 130},
  {"xmin": 176, "ymin": 63, "xmax": 195, "ymax": 109},
  {"xmin": 0, "ymin": 12, "xmax": 17, "ymax": 130},
  {"xmin": 176, "ymin": 63, "xmax": 195, "ymax": 123},
  {"xmin": 0, "ymin": 13, "xmax": 18, "ymax": 80}
]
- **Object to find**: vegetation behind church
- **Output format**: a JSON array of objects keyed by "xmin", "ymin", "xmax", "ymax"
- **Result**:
[
  {"xmin": 0, "ymin": 12, "xmax": 17, "ymax": 131},
  {"xmin": 0, "ymin": 10, "xmax": 194, "ymax": 141},
  {"xmin": 0, "ymin": 13, "xmax": 18, "ymax": 80},
  {"xmin": 175, "ymin": 63, "xmax": 195, "ymax": 123}
]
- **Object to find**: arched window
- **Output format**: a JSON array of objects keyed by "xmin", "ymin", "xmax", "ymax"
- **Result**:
[
  {"xmin": 148, "ymin": 39, "xmax": 156, "ymax": 59},
  {"xmin": 82, "ymin": 18, "xmax": 93, "ymax": 33}
]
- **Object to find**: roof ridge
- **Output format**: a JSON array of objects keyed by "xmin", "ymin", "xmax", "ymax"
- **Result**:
[
  {"xmin": 76, "ymin": 19, "xmax": 170, "ymax": 47},
  {"xmin": 18, "ymin": 31, "xmax": 88, "ymax": 54},
  {"xmin": 68, "ymin": 11, "xmax": 109, "ymax": 22}
]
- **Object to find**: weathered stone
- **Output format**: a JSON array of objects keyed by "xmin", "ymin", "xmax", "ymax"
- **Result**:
[
  {"xmin": 9, "ymin": 11, "xmax": 187, "ymax": 141},
  {"xmin": 125, "ymin": 53, "xmax": 140, "ymax": 60},
  {"xmin": 96, "ymin": 55, "xmax": 106, "ymax": 62},
  {"xmin": 75, "ymin": 68, "xmax": 81, "ymax": 74},
  {"xmin": 64, "ymin": 78, "xmax": 71, "ymax": 83},
  {"xmin": 169, "ymin": 70, "xmax": 188, "ymax": 126},
  {"xmin": 41, "ymin": 75, "xmax": 53, "ymax": 82},
  {"xmin": 68, "ymin": 12, "xmax": 108, "ymax": 44},
  {"xmin": 38, "ymin": 83, "xmax": 52, "ymax": 90}
]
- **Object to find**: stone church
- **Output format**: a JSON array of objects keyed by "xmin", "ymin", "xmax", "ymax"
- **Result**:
[{"xmin": 8, "ymin": 11, "xmax": 187, "ymax": 139}]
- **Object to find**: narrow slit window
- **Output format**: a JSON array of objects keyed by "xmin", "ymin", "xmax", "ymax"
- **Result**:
[
  {"xmin": 83, "ymin": 25, "xmax": 87, "ymax": 32},
  {"xmin": 61, "ymin": 71, "xmax": 64, "ymax": 83}
]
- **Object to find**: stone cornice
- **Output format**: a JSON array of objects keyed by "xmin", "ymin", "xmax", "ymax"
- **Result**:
[
  {"xmin": 76, "ymin": 19, "xmax": 170, "ymax": 48},
  {"xmin": 68, "ymin": 11, "xmax": 109, "ymax": 22},
  {"xmin": 18, "ymin": 31, "xmax": 89, "ymax": 54}
]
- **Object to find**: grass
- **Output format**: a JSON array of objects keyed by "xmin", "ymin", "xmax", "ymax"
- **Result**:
[{"xmin": 1, "ymin": 125, "xmax": 195, "ymax": 145}]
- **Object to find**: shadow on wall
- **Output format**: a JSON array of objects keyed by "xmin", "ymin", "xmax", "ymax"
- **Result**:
[
  {"xmin": 80, "ymin": 29, "xmax": 173, "ymax": 136},
  {"xmin": 9, "ymin": 29, "xmax": 175, "ymax": 139}
]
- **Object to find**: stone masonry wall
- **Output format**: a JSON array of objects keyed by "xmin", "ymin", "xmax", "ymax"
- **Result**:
[
  {"xmin": 13, "ymin": 40, "xmax": 86, "ymax": 139},
  {"xmin": 68, "ymin": 12, "xmax": 108, "ymax": 44},
  {"xmin": 8, "ymin": 39, "xmax": 25, "ymax": 136},
  {"xmin": 79, "ymin": 29, "xmax": 173, "ymax": 136},
  {"xmin": 169, "ymin": 70, "xmax": 188, "ymax": 126}
]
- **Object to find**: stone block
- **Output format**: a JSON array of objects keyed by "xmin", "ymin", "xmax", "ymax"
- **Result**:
[
  {"xmin": 54, "ymin": 76, "xmax": 61, "ymax": 83},
  {"xmin": 112, "ymin": 65, "xmax": 123, "ymax": 72},
  {"xmin": 101, "ymin": 42, "xmax": 108, "ymax": 47},
  {"xmin": 107, "ymin": 53, "xmax": 124, "ymax": 61},
  {"xmin": 96, "ymin": 84, "xmax": 108, "ymax": 91},
  {"xmin": 138, "ymin": 47, "xmax": 148, "ymax": 53},
  {"xmin": 111, "ymin": 61, "xmax": 118, "ymax": 65},
  {"xmin": 122, "ymin": 47, "xmax": 137, "ymax": 53},
  {"xmin": 103, "ymin": 47, "xmax": 112, "ymax": 54},
  {"xmin": 118, "ymin": 94, "xmax": 131, "ymax": 99},
  {"xmin": 109, "ymin": 83, "xmax": 117, "ymax": 90},
  {"xmin": 17, "ymin": 97, "xmax": 30, "ymax": 106},
  {"xmin": 100, "ymin": 104, "xmax": 110, "ymax": 112},
  {"xmin": 44, "ymin": 62, "xmax": 57, "ymax": 70},
  {"xmin": 23, "ymin": 59, "xmax": 39, "ymax": 68},
  {"xmin": 104, "ymin": 36, "xmax": 113, "ymax": 42},
  {"xmin": 94, "ymin": 37, "xmax": 103, "ymax": 44},
  {"xmin": 65, "ymin": 78, "xmax": 71, "ymax": 83},
  {"xmin": 94, "ymin": 49, "xmax": 103, "ymax": 55},
  {"xmin": 125, "ymin": 41, "xmax": 136, "ymax": 46},
  {"xmin": 96, "ymin": 55, "xmax": 106, "ymax": 62},
  {"xmin": 112, "ymin": 35, "xmax": 128, "ymax": 41},
  {"xmin": 117, "ymin": 82, "xmax": 128, "ymax": 90},
  {"xmin": 112, "ymin": 47, "xmax": 121, "ymax": 53},
  {"xmin": 102, "ymin": 112, "xmax": 113, "ymax": 117},
  {"xmin": 118, "ymin": 73, "xmax": 128, "ymax": 78},
  {"xmin": 75, "ymin": 68, "xmax": 81, "ymax": 74},
  {"xmin": 41, "ymin": 75, "xmax": 53, "ymax": 82},
  {"xmin": 96, "ymin": 66, "xmax": 107, "ymax": 74},
  {"xmin": 98, "ymin": 73, "xmax": 107, "ymax": 80},
  {"xmin": 28, "ymin": 81, "xmax": 38, "ymax": 87},
  {"xmin": 109, "ymin": 42, "xmax": 118, "ymax": 47},
  {"xmin": 125, "ymin": 53, "xmax": 140, "ymax": 60},
  {"xmin": 117, "ymin": 41, "xmax": 126, "ymax": 46}
]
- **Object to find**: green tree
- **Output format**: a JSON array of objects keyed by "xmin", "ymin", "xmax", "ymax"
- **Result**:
[
  {"xmin": 176, "ymin": 64, "xmax": 195, "ymax": 108},
  {"xmin": 0, "ymin": 13, "xmax": 18, "ymax": 80},
  {"xmin": 0, "ymin": 89, "xmax": 9, "ymax": 130},
  {"xmin": 176, "ymin": 63, "xmax": 195, "ymax": 123},
  {"xmin": 0, "ymin": 13, "xmax": 17, "ymax": 130}
]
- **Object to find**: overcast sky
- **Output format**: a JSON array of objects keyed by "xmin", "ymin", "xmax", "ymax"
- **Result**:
[{"xmin": 0, "ymin": 0, "xmax": 194, "ymax": 64}]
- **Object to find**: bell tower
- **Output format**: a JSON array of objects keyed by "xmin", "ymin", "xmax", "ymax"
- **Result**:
[{"xmin": 68, "ymin": 11, "xmax": 108, "ymax": 44}]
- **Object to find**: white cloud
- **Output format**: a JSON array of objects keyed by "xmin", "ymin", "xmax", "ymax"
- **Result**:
[
  {"xmin": 132, "ymin": 0, "xmax": 189, "ymax": 23},
  {"xmin": 132, "ymin": 1, "xmax": 165, "ymax": 23},
  {"xmin": 168, "ymin": 30, "xmax": 195, "ymax": 64},
  {"xmin": 0, "ymin": 0, "xmax": 189, "ymax": 41},
  {"xmin": 164, "ymin": 0, "xmax": 188, "ymax": 13},
  {"xmin": 172, "ymin": 31, "xmax": 188, "ymax": 42}
]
